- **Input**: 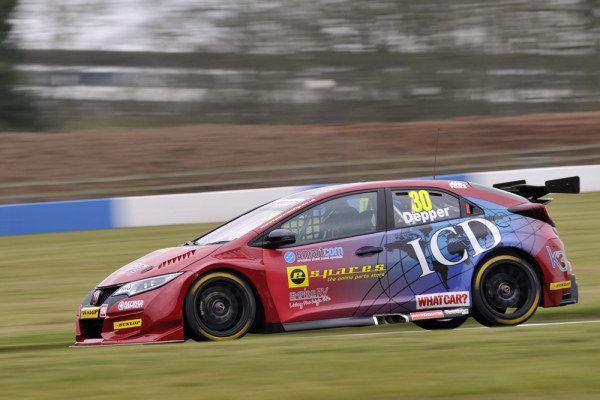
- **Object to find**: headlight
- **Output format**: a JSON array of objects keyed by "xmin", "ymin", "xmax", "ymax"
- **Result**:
[{"xmin": 114, "ymin": 273, "xmax": 183, "ymax": 297}]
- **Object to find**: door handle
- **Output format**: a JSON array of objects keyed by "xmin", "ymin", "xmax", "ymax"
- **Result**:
[{"xmin": 355, "ymin": 246, "xmax": 383, "ymax": 256}]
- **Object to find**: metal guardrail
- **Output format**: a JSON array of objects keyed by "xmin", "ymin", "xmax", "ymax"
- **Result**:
[{"xmin": 2, "ymin": 143, "xmax": 600, "ymax": 201}]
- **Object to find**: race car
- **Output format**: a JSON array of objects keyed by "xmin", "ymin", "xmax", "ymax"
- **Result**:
[{"xmin": 75, "ymin": 177, "xmax": 579, "ymax": 345}]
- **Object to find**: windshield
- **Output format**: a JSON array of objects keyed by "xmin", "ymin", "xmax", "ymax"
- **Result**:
[{"xmin": 192, "ymin": 188, "xmax": 332, "ymax": 246}]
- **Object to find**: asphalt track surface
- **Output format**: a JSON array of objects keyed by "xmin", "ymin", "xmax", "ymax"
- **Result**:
[{"xmin": 322, "ymin": 319, "xmax": 600, "ymax": 338}]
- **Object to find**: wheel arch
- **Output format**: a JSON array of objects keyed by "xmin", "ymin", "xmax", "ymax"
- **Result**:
[
  {"xmin": 182, "ymin": 266, "xmax": 268, "ymax": 340},
  {"xmin": 475, "ymin": 246, "xmax": 543, "ymax": 301}
]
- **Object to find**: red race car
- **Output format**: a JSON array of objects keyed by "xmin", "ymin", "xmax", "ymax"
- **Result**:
[{"xmin": 75, "ymin": 177, "xmax": 579, "ymax": 345}]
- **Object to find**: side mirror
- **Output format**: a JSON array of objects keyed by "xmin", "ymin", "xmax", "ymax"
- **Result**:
[{"xmin": 264, "ymin": 229, "xmax": 296, "ymax": 249}]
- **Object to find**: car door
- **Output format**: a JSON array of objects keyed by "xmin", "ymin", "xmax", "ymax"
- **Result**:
[
  {"xmin": 262, "ymin": 190, "xmax": 390, "ymax": 323},
  {"xmin": 385, "ymin": 187, "xmax": 488, "ymax": 314}
]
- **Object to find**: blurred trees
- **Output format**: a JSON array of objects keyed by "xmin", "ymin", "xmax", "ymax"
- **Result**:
[
  {"xmin": 0, "ymin": 0, "xmax": 41, "ymax": 131},
  {"xmin": 5, "ymin": 1, "xmax": 600, "ymax": 125}
]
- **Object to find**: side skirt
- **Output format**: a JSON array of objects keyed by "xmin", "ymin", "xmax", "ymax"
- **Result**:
[
  {"xmin": 265, "ymin": 308, "xmax": 471, "ymax": 334},
  {"xmin": 283, "ymin": 316, "xmax": 378, "ymax": 332}
]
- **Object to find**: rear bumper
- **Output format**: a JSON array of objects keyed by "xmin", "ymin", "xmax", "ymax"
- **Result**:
[{"xmin": 559, "ymin": 274, "xmax": 578, "ymax": 306}]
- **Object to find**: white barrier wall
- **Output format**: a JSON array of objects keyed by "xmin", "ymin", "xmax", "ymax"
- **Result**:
[
  {"xmin": 111, "ymin": 165, "xmax": 600, "ymax": 229},
  {"xmin": 111, "ymin": 185, "xmax": 315, "ymax": 228},
  {"xmin": 1, "ymin": 165, "xmax": 598, "ymax": 235}
]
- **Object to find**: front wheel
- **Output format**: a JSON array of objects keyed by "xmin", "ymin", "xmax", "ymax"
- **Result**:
[
  {"xmin": 472, "ymin": 255, "xmax": 540, "ymax": 327},
  {"xmin": 184, "ymin": 272, "xmax": 256, "ymax": 341}
]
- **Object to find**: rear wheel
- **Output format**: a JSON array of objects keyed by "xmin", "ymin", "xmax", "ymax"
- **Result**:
[
  {"xmin": 413, "ymin": 316, "xmax": 468, "ymax": 330},
  {"xmin": 184, "ymin": 272, "xmax": 256, "ymax": 341},
  {"xmin": 472, "ymin": 255, "xmax": 540, "ymax": 327}
]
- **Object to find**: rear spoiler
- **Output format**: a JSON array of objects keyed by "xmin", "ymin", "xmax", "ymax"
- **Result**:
[{"xmin": 493, "ymin": 176, "xmax": 580, "ymax": 204}]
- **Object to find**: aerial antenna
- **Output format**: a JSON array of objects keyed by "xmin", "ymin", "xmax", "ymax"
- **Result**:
[{"xmin": 433, "ymin": 128, "xmax": 441, "ymax": 180}]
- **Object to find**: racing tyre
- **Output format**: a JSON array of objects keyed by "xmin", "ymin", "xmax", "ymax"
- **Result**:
[
  {"xmin": 413, "ymin": 316, "xmax": 468, "ymax": 330},
  {"xmin": 184, "ymin": 272, "xmax": 256, "ymax": 341},
  {"xmin": 472, "ymin": 255, "xmax": 540, "ymax": 327}
]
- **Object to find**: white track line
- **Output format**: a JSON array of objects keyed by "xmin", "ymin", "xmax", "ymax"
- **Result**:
[
  {"xmin": 516, "ymin": 320, "xmax": 600, "ymax": 327},
  {"xmin": 320, "ymin": 320, "xmax": 600, "ymax": 338}
]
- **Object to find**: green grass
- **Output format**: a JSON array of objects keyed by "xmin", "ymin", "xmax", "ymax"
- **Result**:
[{"xmin": 1, "ymin": 193, "xmax": 599, "ymax": 399}]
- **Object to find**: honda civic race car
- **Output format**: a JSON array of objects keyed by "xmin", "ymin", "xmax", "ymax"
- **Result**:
[{"xmin": 75, "ymin": 177, "xmax": 579, "ymax": 345}]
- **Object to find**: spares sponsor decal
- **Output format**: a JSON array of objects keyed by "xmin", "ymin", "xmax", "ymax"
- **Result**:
[
  {"xmin": 118, "ymin": 300, "xmax": 144, "ymax": 311},
  {"xmin": 289, "ymin": 287, "xmax": 331, "ymax": 309},
  {"xmin": 100, "ymin": 304, "xmax": 108, "ymax": 318},
  {"xmin": 416, "ymin": 292, "xmax": 470, "ymax": 310},
  {"xmin": 410, "ymin": 310, "xmax": 444, "ymax": 320},
  {"xmin": 550, "ymin": 281, "xmax": 571, "ymax": 290},
  {"xmin": 288, "ymin": 264, "xmax": 386, "ymax": 287},
  {"xmin": 310, "ymin": 264, "xmax": 386, "ymax": 282},
  {"xmin": 113, "ymin": 319, "xmax": 142, "ymax": 330},
  {"xmin": 80, "ymin": 307, "xmax": 100, "ymax": 319},
  {"xmin": 287, "ymin": 265, "xmax": 309, "ymax": 288}
]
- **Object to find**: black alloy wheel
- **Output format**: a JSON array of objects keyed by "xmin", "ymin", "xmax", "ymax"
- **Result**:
[
  {"xmin": 184, "ymin": 272, "xmax": 256, "ymax": 341},
  {"xmin": 472, "ymin": 255, "xmax": 540, "ymax": 327}
]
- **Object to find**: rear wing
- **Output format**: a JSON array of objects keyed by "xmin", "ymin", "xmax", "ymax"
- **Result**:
[{"xmin": 493, "ymin": 176, "xmax": 580, "ymax": 204}]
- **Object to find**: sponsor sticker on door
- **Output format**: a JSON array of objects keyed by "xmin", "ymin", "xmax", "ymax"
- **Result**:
[{"xmin": 287, "ymin": 265, "xmax": 309, "ymax": 288}]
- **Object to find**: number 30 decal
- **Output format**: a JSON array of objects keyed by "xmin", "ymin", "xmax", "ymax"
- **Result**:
[{"xmin": 409, "ymin": 190, "xmax": 432, "ymax": 212}]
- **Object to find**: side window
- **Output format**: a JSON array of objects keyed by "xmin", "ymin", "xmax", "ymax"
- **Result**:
[
  {"xmin": 392, "ymin": 189, "xmax": 460, "ymax": 228},
  {"xmin": 280, "ymin": 192, "xmax": 378, "ymax": 245}
]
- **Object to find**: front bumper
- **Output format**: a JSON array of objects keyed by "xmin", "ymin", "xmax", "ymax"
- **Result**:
[
  {"xmin": 74, "ymin": 274, "xmax": 190, "ymax": 346},
  {"xmin": 74, "ymin": 318, "xmax": 185, "ymax": 346}
]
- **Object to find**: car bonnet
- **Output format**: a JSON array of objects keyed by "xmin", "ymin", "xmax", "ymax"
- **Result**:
[{"xmin": 98, "ymin": 245, "xmax": 218, "ymax": 286}]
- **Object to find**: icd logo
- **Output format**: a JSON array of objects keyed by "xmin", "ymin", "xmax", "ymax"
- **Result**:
[{"xmin": 284, "ymin": 252, "xmax": 296, "ymax": 263}]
